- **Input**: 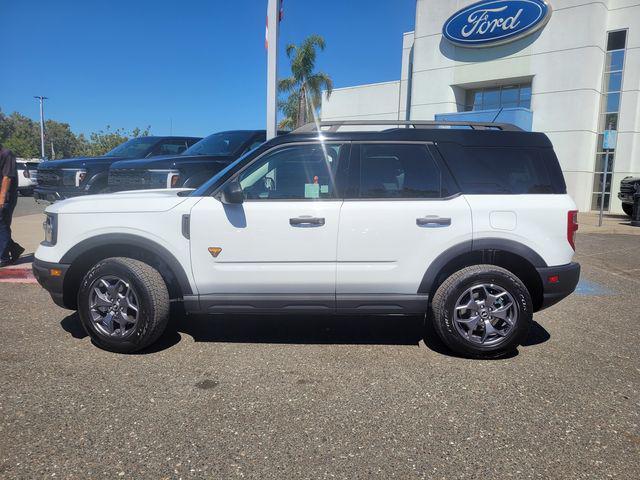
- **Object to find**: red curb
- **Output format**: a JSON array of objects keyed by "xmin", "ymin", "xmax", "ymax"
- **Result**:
[{"xmin": 0, "ymin": 264, "xmax": 37, "ymax": 283}]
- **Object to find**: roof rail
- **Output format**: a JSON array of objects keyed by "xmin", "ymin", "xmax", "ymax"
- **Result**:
[{"xmin": 292, "ymin": 120, "xmax": 523, "ymax": 133}]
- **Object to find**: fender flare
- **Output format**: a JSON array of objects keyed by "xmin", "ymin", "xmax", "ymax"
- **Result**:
[
  {"xmin": 418, "ymin": 238, "xmax": 547, "ymax": 294},
  {"xmin": 60, "ymin": 233, "xmax": 193, "ymax": 295}
]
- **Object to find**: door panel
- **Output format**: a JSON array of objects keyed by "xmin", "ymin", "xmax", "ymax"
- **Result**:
[
  {"xmin": 337, "ymin": 197, "xmax": 472, "ymax": 294},
  {"xmin": 189, "ymin": 142, "xmax": 347, "ymax": 297},
  {"xmin": 190, "ymin": 199, "xmax": 341, "ymax": 294}
]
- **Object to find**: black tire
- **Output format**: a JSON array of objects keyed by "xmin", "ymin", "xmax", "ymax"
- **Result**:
[
  {"xmin": 622, "ymin": 203, "xmax": 633, "ymax": 217},
  {"xmin": 430, "ymin": 265, "xmax": 532, "ymax": 358},
  {"xmin": 77, "ymin": 257, "xmax": 170, "ymax": 353}
]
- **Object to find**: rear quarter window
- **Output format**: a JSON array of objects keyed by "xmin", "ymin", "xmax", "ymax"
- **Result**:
[{"xmin": 438, "ymin": 144, "xmax": 566, "ymax": 195}]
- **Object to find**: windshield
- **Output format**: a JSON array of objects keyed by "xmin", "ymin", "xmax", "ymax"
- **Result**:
[
  {"xmin": 184, "ymin": 131, "xmax": 254, "ymax": 156},
  {"xmin": 104, "ymin": 137, "xmax": 159, "ymax": 158}
]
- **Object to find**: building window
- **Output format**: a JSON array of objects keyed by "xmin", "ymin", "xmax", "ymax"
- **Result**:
[
  {"xmin": 592, "ymin": 30, "xmax": 627, "ymax": 211},
  {"xmin": 465, "ymin": 84, "xmax": 532, "ymax": 111}
]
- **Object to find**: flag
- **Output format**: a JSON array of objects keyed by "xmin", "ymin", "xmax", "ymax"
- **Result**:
[{"xmin": 265, "ymin": 0, "xmax": 284, "ymax": 49}]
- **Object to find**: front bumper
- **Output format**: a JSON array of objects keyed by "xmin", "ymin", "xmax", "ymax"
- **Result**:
[
  {"xmin": 618, "ymin": 192, "xmax": 634, "ymax": 204},
  {"xmin": 34, "ymin": 187, "xmax": 87, "ymax": 204},
  {"xmin": 32, "ymin": 258, "xmax": 72, "ymax": 309},
  {"xmin": 536, "ymin": 262, "xmax": 581, "ymax": 311}
]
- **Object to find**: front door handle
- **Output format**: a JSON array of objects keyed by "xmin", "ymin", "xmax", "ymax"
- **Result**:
[
  {"xmin": 290, "ymin": 216, "xmax": 326, "ymax": 227},
  {"xmin": 416, "ymin": 216, "xmax": 451, "ymax": 228}
]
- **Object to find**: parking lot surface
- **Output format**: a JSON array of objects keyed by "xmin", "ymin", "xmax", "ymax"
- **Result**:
[{"xmin": 1, "ymin": 220, "xmax": 639, "ymax": 478}]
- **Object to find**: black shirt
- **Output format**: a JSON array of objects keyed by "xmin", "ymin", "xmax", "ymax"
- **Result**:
[{"xmin": 0, "ymin": 147, "xmax": 18, "ymax": 203}]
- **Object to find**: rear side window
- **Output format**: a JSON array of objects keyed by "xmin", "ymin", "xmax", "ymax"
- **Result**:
[
  {"xmin": 439, "ymin": 145, "xmax": 565, "ymax": 194},
  {"xmin": 349, "ymin": 144, "xmax": 442, "ymax": 199}
]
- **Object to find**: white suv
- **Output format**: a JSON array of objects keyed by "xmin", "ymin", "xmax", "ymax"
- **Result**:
[{"xmin": 33, "ymin": 121, "xmax": 580, "ymax": 358}]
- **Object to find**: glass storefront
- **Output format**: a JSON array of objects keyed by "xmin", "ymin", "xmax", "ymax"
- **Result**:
[{"xmin": 592, "ymin": 30, "xmax": 627, "ymax": 211}]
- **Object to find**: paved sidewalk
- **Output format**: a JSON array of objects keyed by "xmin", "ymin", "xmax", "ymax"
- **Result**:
[{"xmin": 578, "ymin": 212, "xmax": 640, "ymax": 235}]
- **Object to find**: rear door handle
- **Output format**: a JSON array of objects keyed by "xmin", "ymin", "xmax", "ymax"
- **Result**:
[
  {"xmin": 416, "ymin": 216, "xmax": 451, "ymax": 228},
  {"xmin": 290, "ymin": 216, "xmax": 325, "ymax": 227}
]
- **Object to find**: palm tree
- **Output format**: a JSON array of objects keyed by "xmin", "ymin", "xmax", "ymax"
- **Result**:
[{"xmin": 278, "ymin": 35, "xmax": 333, "ymax": 129}]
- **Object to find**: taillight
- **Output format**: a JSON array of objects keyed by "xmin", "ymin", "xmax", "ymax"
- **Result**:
[{"xmin": 567, "ymin": 210, "xmax": 578, "ymax": 250}]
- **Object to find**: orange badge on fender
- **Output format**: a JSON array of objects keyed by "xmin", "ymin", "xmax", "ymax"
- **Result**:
[{"xmin": 208, "ymin": 247, "xmax": 222, "ymax": 258}]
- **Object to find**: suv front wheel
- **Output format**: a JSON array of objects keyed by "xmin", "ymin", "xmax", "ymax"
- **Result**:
[
  {"xmin": 430, "ymin": 265, "xmax": 532, "ymax": 358},
  {"xmin": 77, "ymin": 257, "xmax": 170, "ymax": 353}
]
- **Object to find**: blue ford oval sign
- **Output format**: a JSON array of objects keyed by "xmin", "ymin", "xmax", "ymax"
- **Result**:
[{"xmin": 443, "ymin": 0, "xmax": 552, "ymax": 48}]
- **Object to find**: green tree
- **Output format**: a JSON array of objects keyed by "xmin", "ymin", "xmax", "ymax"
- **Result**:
[
  {"xmin": 1, "ymin": 112, "xmax": 40, "ymax": 158},
  {"xmin": 44, "ymin": 119, "xmax": 88, "ymax": 159},
  {"xmin": 278, "ymin": 34, "xmax": 333, "ymax": 129},
  {"xmin": 82, "ymin": 125, "xmax": 152, "ymax": 157}
]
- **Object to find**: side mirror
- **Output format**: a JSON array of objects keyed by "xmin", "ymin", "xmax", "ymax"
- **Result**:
[{"xmin": 221, "ymin": 180, "xmax": 244, "ymax": 204}]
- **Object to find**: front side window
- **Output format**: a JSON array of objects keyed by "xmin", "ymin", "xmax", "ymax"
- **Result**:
[
  {"xmin": 238, "ymin": 143, "xmax": 344, "ymax": 200},
  {"xmin": 103, "ymin": 137, "xmax": 159, "ymax": 158},
  {"xmin": 354, "ymin": 144, "xmax": 441, "ymax": 199},
  {"xmin": 151, "ymin": 139, "xmax": 192, "ymax": 157}
]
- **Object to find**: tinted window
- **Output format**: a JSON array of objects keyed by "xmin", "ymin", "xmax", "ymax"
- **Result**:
[
  {"xmin": 185, "ymin": 131, "xmax": 254, "ymax": 156},
  {"xmin": 442, "ymin": 145, "xmax": 560, "ymax": 194},
  {"xmin": 152, "ymin": 139, "xmax": 192, "ymax": 156},
  {"xmin": 355, "ymin": 144, "xmax": 441, "ymax": 199},
  {"xmin": 238, "ymin": 144, "xmax": 343, "ymax": 200},
  {"xmin": 104, "ymin": 137, "xmax": 160, "ymax": 158}
]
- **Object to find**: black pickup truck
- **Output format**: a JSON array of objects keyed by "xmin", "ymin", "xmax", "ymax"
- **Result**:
[
  {"xmin": 619, "ymin": 176, "xmax": 640, "ymax": 216},
  {"xmin": 108, "ymin": 130, "xmax": 270, "ymax": 192},
  {"xmin": 34, "ymin": 136, "xmax": 201, "ymax": 203}
]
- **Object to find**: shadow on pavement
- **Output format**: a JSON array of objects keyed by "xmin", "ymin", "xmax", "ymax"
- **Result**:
[{"xmin": 60, "ymin": 311, "xmax": 551, "ymax": 358}]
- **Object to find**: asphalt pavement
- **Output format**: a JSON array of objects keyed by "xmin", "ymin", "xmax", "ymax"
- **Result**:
[{"xmin": 0, "ymin": 215, "xmax": 639, "ymax": 478}]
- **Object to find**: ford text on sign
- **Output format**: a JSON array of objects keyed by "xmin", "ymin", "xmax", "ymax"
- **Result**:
[{"xmin": 443, "ymin": 0, "xmax": 552, "ymax": 48}]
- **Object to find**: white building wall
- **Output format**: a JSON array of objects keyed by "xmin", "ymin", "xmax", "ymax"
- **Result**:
[
  {"xmin": 321, "ymin": 0, "xmax": 640, "ymax": 212},
  {"xmin": 321, "ymin": 80, "xmax": 401, "ymax": 121}
]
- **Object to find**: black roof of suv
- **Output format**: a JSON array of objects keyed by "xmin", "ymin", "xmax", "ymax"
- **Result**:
[{"xmin": 191, "ymin": 121, "xmax": 564, "ymax": 198}]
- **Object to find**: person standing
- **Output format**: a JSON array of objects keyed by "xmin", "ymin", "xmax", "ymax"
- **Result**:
[{"xmin": 0, "ymin": 143, "xmax": 25, "ymax": 266}]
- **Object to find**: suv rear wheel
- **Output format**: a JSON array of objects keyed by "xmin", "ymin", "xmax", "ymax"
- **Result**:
[
  {"xmin": 430, "ymin": 265, "xmax": 532, "ymax": 358},
  {"xmin": 77, "ymin": 257, "xmax": 170, "ymax": 353},
  {"xmin": 622, "ymin": 203, "xmax": 633, "ymax": 217}
]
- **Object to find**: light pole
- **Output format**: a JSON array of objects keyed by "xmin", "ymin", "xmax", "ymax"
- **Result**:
[{"xmin": 34, "ymin": 96, "xmax": 48, "ymax": 159}]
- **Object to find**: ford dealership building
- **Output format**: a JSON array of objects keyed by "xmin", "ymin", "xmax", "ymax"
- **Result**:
[{"xmin": 321, "ymin": 0, "xmax": 640, "ymax": 213}]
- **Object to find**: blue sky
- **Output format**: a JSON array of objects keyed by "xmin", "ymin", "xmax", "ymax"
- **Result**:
[{"xmin": 0, "ymin": 0, "xmax": 415, "ymax": 137}]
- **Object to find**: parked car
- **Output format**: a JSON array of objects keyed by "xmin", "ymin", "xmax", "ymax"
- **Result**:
[
  {"xmin": 17, "ymin": 160, "xmax": 40, "ymax": 196},
  {"xmin": 34, "ymin": 136, "xmax": 201, "ymax": 203},
  {"xmin": 108, "ymin": 130, "xmax": 269, "ymax": 192},
  {"xmin": 618, "ymin": 176, "xmax": 639, "ymax": 216},
  {"xmin": 33, "ymin": 120, "xmax": 580, "ymax": 358}
]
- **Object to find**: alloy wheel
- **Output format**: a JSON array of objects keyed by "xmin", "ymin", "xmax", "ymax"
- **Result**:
[
  {"xmin": 453, "ymin": 283, "xmax": 518, "ymax": 346},
  {"xmin": 88, "ymin": 276, "xmax": 140, "ymax": 338}
]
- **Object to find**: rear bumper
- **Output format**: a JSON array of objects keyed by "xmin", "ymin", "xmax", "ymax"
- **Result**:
[
  {"xmin": 536, "ymin": 262, "xmax": 581, "ymax": 311},
  {"xmin": 32, "ymin": 258, "xmax": 72, "ymax": 309}
]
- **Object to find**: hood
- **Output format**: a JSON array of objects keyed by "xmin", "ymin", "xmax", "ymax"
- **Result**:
[
  {"xmin": 46, "ymin": 188, "xmax": 193, "ymax": 214},
  {"xmin": 38, "ymin": 156, "xmax": 126, "ymax": 170},
  {"xmin": 110, "ymin": 154, "xmax": 234, "ymax": 170}
]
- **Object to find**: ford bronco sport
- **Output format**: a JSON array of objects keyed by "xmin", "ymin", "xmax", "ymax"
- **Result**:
[{"xmin": 33, "ymin": 121, "xmax": 580, "ymax": 358}]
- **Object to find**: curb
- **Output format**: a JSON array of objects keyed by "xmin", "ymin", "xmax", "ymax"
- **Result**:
[{"xmin": 0, "ymin": 262, "xmax": 37, "ymax": 283}]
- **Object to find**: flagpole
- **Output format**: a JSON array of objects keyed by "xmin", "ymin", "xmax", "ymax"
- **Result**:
[{"xmin": 266, "ymin": 0, "xmax": 279, "ymax": 140}]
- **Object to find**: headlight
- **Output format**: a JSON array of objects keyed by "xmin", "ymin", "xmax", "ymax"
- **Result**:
[
  {"xmin": 42, "ymin": 213, "xmax": 58, "ymax": 246},
  {"xmin": 75, "ymin": 170, "xmax": 87, "ymax": 186},
  {"xmin": 149, "ymin": 170, "xmax": 181, "ymax": 188},
  {"xmin": 61, "ymin": 169, "xmax": 87, "ymax": 186}
]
